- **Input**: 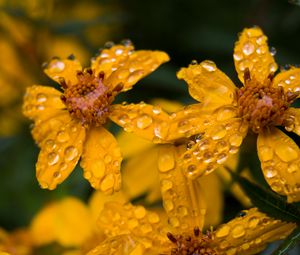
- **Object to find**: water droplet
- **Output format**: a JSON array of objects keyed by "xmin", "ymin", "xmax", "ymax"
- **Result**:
[
  {"xmin": 140, "ymin": 224, "xmax": 152, "ymax": 234},
  {"xmin": 100, "ymin": 174, "xmax": 115, "ymax": 191},
  {"xmin": 191, "ymin": 59, "xmax": 198, "ymax": 65},
  {"xmin": 256, "ymin": 35, "xmax": 265, "ymax": 45},
  {"xmin": 248, "ymin": 217, "xmax": 259, "ymax": 228},
  {"xmin": 161, "ymin": 179, "xmax": 173, "ymax": 192},
  {"xmin": 177, "ymin": 206, "xmax": 188, "ymax": 216},
  {"xmin": 287, "ymin": 163, "xmax": 298, "ymax": 173},
  {"xmin": 57, "ymin": 131, "xmax": 70, "ymax": 143},
  {"xmin": 136, "ymin": 114, "xmax": 153, "ymax": 129},
  {"xmin": 265, "ymin": 167, "xmax": 277, "ymax": 178},
  {"xmin": 117, "ymin": 69, "xmax": 129, "ymax": 79},
  {"xmin": 219, "ymin": 241, "xmax": 229, "ymax": 249},
  {"xmin": 83, "ymin": 171, "xmax": 92, "ymax": 179},
  {"xmin": 163, "ymin": 199, "xmax": 174, "ymax": 212},
  {"xmin": 60, "ymin": 163, "xmax": 67, "ymax": 171},
  {"xmin": 269, "ymin": 63, "xmax": 277, "ymax": 72},
  {"xmin": 233, "ymin": 52, "xmax": 243, "ymax": 61},
  {"xmin": 64, "ymin": 146, "xmax": 78, "ymax": 161},
  {"xmin": 211, "ymin": 125, "xmax": 227, "ymax": 140},
  {"xmin": 168, "ymin": 216, "xmax": 180, "ymax": 227},
  {"xmin": 216, "ymin": 106, "xmax": 236, "ymax": 121},
  {"xmin": 270, "ymin": 47, "xmax": 277, "ymax": 56},
  {"xmin": 127, "ymin": 70, "xmax": 143, "ymax": 84},
  {"xmin": 147, "ymin": 213, "xmax": 160, "ymax": 223},
  {"xmin": 104, "ymin": 41, "xmax": 115, "ymax": 49},
  {"xmin": 115, "ymin": 48, "xmax": 123, "ymax": 55},
  {"xmin": 91, "ymin": 160, "xmax": 105, "ymax": 178},
  {"xmin": 36, "ymin": 93, "xmax": 47, "ymax": 103},
  {"xmin": 216, "ymin": 225, "xmax": 230, "ymax": 238},
  {"xmin": 53, "ymin": 171, "xmax": 61, "ymax": 179},
  {"xmin": 200, "ymin": 60, "xmax": 217, "ymax": 72},
  {"xmin": 134, "ymin": 206, "xmax": 146, "ymax": 219},
  {"xmin": 128, "ymin": 219, "xmax": 138, "ymax": 229},
  {"xmin": 44, "ymin": 139, "xmax": 56, "ymax": 152},
  {"xmin": 158, "ymin": 151, "xmax": 175, "ymax": 172},
  {"xmin": 49, "ymin": 60, "xmax": 65, "ymax": 72},
  {"xmin": 47, "ymin": 152, "xmax": 59, "ymax": 165},
  {"xmin": 152, "ymin": 106, "xmax": 161, "ymax": 115},
  {"xmin": 259, "ymin": 146, "xmax": 273, "ymax": 162},
  {"xmin": 216, "ymin": 153, "xmax": 228, "ymax": 164},
  {"xmin": 232, "ymin": 225, "xmax": 245, "ymax": 238},
  {"xmin": 242, "ymin": 41, "xmax": 255, "ymax": 55},
  {"xmin": 271, "ymin": 182, "xmax": 283, "ymax": 192},
  {"xmin": 39, "ymin": 181, "xmax": 49, "ymax": 189},
  {"xmin": 104, "ymin": 155, "xmax": 112, "ymax": 164},
  {"xmin": 229, "ymin": 134, "xmax": 243, "ymax": 147},
  {"xmin": 121, "ymin": 39, "xmax": 132, "ymax": 46},
  {"xmin": 275, "ymin": 144, "xmax": 298, "ymax": 162}
]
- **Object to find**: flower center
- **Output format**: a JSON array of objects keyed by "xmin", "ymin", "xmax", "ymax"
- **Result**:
[
  {"xmin": 61, "ymin": 69, "xmax": 121, "ymax": 126},
  {"xmin": 237, "ymin": 68, "xmax": 298, "ymax": 133},
  {"xmin": 167, "ymin": 227, "xmax": 218, "ymax": 255}
]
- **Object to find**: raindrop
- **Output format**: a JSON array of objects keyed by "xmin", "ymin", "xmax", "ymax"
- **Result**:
[
  {"xmin": 161, "ymin": 179, "xmax": 173, "ymax": 192},
  {"xmin": 270, "ymin": 47, "xmax": 277, "ymax": 56},
  {"xmin": 259, "ymin": 146, "xmax": 273, "ymax": 162},
  {"xmin": 191, "ymin": 59, "xmax": 198, "ymax": 65},
  {"xmin": 57, "ymin": 131, "xmax": 70, "ymax": 143},
  {"xmin": 232, "ymin": 225, "xmax": 245, "ymax": 238},
  {"xmin": 275, "ymin": 144, "xmax": 298, "ymax": 162},
  {"xmin": 158, "ymin": 152, "xmax": 175, "ymax": 172},
  {"xmin": 164, "ymin": 200, "xmax": 174, "ymax": 212},
  {"xmin": 104, "ymin": 41, "xmax": 115, "ymax": 49},
  {"xmin": 134, "ymin": 206, "xmax": 146, "ymax": 219},
  {"xmin": 136, "ymin": 114, "xmax": 153, "ymax": 129},
  {"xmin": 36, "ymin": 93, "xmax": 47, "ymax": 103},
  {"xmin": 242, "ymin": 41, "xmax": 255, "ymax": 56},
  {"xmin": 47, "ymin": 152, "xmax": 59, "ymax": 165},
  {"xmin": 200, "ymin": 60, "xmax": 217, "ymax": 72},
  {"xmin": 64, "ymin": 146, "xmax": 78, "ymax": 161}
]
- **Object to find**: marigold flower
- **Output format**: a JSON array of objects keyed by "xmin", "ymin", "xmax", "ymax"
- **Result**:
[
  {"xmin": 23, "ymin": 42, "xmax": 169, "ymax": 192},
  {"xmin": 110, "ymin": 27, "xmax": 300, "ymax": 202},
  {"xmin": 88, "ymin": 146, "xmax": 296, "ymax": 255}
]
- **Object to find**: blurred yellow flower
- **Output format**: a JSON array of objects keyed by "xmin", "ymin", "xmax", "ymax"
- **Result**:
[
  {"xmin": 110, "ymin": 27, "xmax": 300, "ymax": 202},
  {"xmin": 23, "ymin": 43, "xmax": 169, "ymax": 192},
  {"xmin": 88, "ymin": 145, "xmax": 296, "ymax": 255}
]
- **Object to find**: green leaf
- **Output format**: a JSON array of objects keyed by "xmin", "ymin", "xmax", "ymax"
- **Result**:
[
  {"xmin": 233, "ymin": 173, "xmax": 300, "ymax": 224},
  {"xmin": 272, "ymin": 227, "xmax": 300, "ymax": 255}
]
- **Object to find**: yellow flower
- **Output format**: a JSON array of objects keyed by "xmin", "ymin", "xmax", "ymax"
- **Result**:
[
  {"xmin": 88, "ymin": 146, "xmax": 296, "ymax": 255},
  {"xmin": 110, "ymin": 27, "xmax": 300, "ymax": 202},
  {"xmin": 30, "ymin": 192, "xmax": 128, "ymax": 254},
  {"xmin": 23, "ymin": 42, "xmax": 169, "ymax": 192}
]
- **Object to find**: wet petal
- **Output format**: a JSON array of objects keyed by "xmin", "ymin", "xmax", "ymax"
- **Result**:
[
  {"xmin": 23, "ymin": 85, "xmax": 65, "ymax": 122},
  {"xmin": 80, "ymin": 127, "xmax": 122, "ymax": 194},
  {"xmin": 86, "ymin": 235, "xmax": 144, "ymax": 255},
  {"xmin": 284, "ymin": 107, "xmax": 300, "ymax": 136},
  {"xmin": 258, "ymin": 127, "xmax": 300, "ymax": 202},
  {"xmin": 177, "ymin": 61, "xmax": 236, "ymax": 107},
  {"xmin": 91, "ymin": 44, "xmax": 135, "ymax": 78},
  {"xmin": 109, "ymin": 102, "xmax": 170, "ymax": 143},
  {"xmin": 104, "ymin": 50, "xmax": 169, "ymax": 92},
  {"xmin": 234, "ymin": 27, "xmax": 277, "ymax": 84},
  {"xmin": 36, "ymin": 116, "xmax": 85, "ymax": 190},
  {"xmin": 110, "ymin": 103, "xmax": 218, "ymax": 143},
  {"xmin": 122, "ymin": 147, "xmax": 161, "ymax": 203},
  {"xmin": 44, "ymin": 58, "xmax": 82, "ymax": 84},
  {"xmin": 98, "ymin": 202, "xmax": 167, "ymax": 248},
  {"xmin": 158, "ymin": 145, "xmax": 206, "ymax": 232},
  {"xmin": 181, "ymin": 116, "xmax": 248, "ymax": 179},
  {"xmin": 273, "ymin": 67, "xmax": 300, "ymax": 96},
  {"xmin": 212, "ymin": 208, "xmax": 296, "ymax": 255}
]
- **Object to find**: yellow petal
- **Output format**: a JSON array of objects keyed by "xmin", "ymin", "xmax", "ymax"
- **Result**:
[
  {"xmin": 234, "ymin": 27, "xmax": 277, "ymax": 84},
  {"xmin": 158, "ymin": 145, "xmax": 206, "ymax": 232},
  {"xmin": 36, "ymin": 116, "xmax": 86, "ymax": 190},
  {"xmin": 110, "ymin": 103, "xmax": 216, "ymax": 143},
  {"xmin": 212, "ymin": 208, "xmax": 296, "ymax": 255},
  {"xmin": 177, "ymin": 61, "xmax": 236, "ymax": 107},
  {"xmin": 198, "ymin": 172, "xmax": 223, "ymax": 227},
  {"xmin": 151, "ymin": 98, "xmax": 183, "ymax": 113},
  {"xmin": 116, "ymin": 131, "xmax": 153, "ymax": 159},
  {"xmin": 273, "ymin": 67, "xmax": 300, "ymax": 96},
  {"xmin": 44, "ymin": 58, "xmax": 82, "ymax": 84},
  {"xmin": 91, "ymin": 44, "xmax": 135, "ymax": 78},
  {"xmin": 98, "ymin": 202, "xmax": 166, "ymax": 247},
  {"xmin": 284, "ymin": 107, "xmax": 300, "ymax": 136},
  {"xmin": 86, "ymin": 235, "xmax": 145, "ymax": 255},
  {"xmin": 181, "ymin": 116, "xmax": 248, "ymax": 179},
  {"xmin": 104, "ymin": 49, "xmax": 169, "ymax": 92},
  {"xmin": 23, "ymin": 85, "xmax": 65, "ymax": 122},
  {"xmin": 258, "ymin": 127, "xmax": 300, "ymax": 202},
  {"xmin": 80, "ymin": 127, "xmax": 122, "ymax": 194},
  {"xmin": 122, "ymin": 147, "xmax": 160, "ymax": 203},
  {"xmin": 88, "ymin": 191, "xmax": 128, "ymax": 223}
]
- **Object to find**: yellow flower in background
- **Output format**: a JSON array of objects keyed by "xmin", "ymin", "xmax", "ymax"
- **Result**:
[
  {"xmin": 110, "ymin": 27, "xmax": 300, "ymax": 202},
  {"xmin": 88, "ymin": 146, "xmax": 295, "ymax": 255},
  {"xmin": 23, "ymin": 42, "xmax": 169, "ymax": 192}
]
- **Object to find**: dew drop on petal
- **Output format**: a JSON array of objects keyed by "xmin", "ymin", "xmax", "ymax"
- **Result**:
[
  {"xmin": 57, "ymin": 131, "xmax": 70, "ymax": 143},
  {"xmin": 232, "ymin": 225, "xmax": 245, "ymax": 238},
  {"xmin": 265, "ymin": 167, "xmax": 278, "ymax": 178},
  {"xmin": 216, "ymin": 225, "xmax": 231, "ymax": 238},
  {"xmin": 161, "ymin": 179, "xmax": 173, "ymax": 192},
  {"xmin": 229, "ymin": 134, "xmax": 243, "ymax": 147},
  {"xmin": 168, "ymin": 216, "xmax": 180, "ymax": 227},
  {"xmin": 242, "ymin": 41, "xmax": 255, "ymax": 56},
  {"xmin": 177, "ymin": 206, "xmax": 188, "ymax": 216},
  {"xmin": 158, "ymin": 151, "xmax": 175, "ymax": 172},
  {"xmin": 100, "ymin": 174, "xmax": 115, "ymax": 192},
  {"xmin": 211, "ymin": 125, "xmax": 227, "ymax": 140},
  {"xmin": 275, "ymin": 144, "xmax": 298, "ymax": 162},
  {"xmin": 36, "ymin": 93, "xmax": 47, "ymax": 103},
  {"xmin": 44, "ymin": 139, "xmax": 56, "ymax": 152},
  {"xmin": 233, "ymin": 52, "xmax": 243, "ymax": 61},
  {"xmin": 269, "ymin": 63, "xmax": 277, "ymax": 73},
  {"xmin": 270, "ymin": 47, "xmax": 277, "ymax": 56},
  {"xmin": 134, "ymin": 206, "xmax": 146, "ymax": 219},
  {"xmin": 136, "ymin": 114, "xmax": 153, "ymax": 129},
  {"xmin": 163, "ymin": 199, "xmax": 174, "ymax": 212},
  {"xmin": 140, "ymin": 224, "xmax": 152, "ymax": 234},
  {"xmin": 49, "ymin": 61, "xmax": 65, "ymax": 72},
  {"xmin": 53, "ymin": 171, "xmax": 61, "ymax": 179},
  {"xmin": 64, "ymin": 146, "xmax": 78, "ymax": 161},
  {"xmin": 287, "ymin": 163, "xmax": 298, "ymax": 173},
  {"xmin": 147, "ymin": 213, "xmax": 160, "ymax": 224},
  {"xmin": 259, "ymin": 146, "xmax": 273, "ymax": 162},
  {"xmin": 248, "ymin": 217, "xmax": 259, "ymax": 229},
  {"xmin": 83, "ymin": 171, "xmax": 92, "ymax": 179},
  {"xmin": 200, "ymin": 60, "xmax": 217, "ymax": 72},
  {"xmin": 47, "ymin": 152, "xmax": 59, "ymax": 165}
]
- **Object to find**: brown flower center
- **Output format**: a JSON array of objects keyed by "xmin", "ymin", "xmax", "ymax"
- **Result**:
[
  {"xmin": 167, "ymin": 227, "xmax": 218, "ymax": 255},
  {"xmin": 61, "ymin": 69, "xmax": 122, "ymax": 126},
  {"xmin": 237, "ymin": 68, "xmax": 298, "ymax": 133}
]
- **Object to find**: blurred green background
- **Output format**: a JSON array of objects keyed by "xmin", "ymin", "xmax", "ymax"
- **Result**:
[{"xmin": 1, "ymin": 0, "xmax": 300, "ymax": 238}]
